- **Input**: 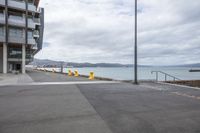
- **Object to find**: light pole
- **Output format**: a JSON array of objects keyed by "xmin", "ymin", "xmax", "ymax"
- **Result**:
[{"xmin": 134, "ymin": 0, "xmax": 138, "ymax": 84}]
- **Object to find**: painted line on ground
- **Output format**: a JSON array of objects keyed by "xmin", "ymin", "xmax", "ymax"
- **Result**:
[{"xmin": 0, "ymin": 81, "xmax": 120, "ymax": 87}]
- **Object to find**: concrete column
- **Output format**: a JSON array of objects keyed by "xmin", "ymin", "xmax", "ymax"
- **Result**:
[
  {"xmin": 22, "ymin": 44, "xmax": 26, "ymax": 74},
  {"xmin": 3, "ymin": 43, "xmax": 7, "ymax": 74}
]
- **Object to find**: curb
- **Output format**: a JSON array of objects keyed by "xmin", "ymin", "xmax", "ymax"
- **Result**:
[{"xmin": 157, "ymin": 81, "xmax": 200, "ymax": 90}]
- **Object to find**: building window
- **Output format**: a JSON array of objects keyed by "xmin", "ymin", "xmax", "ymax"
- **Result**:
[
  {"xmin": 9, "ymin": 28, "xmax": 24, "ymax": 38},
  {"xmin": 8, "ymin": 48, "xmax": 22, "ymax": 59},
  {"xmin": 14, "ymin": 0, "xmax": 25, "ymax": 3},
  {"xmin": 0, "ymin": 9, "xmax": 4, "ymax": 14},
  {"xmin": 0, "ymin": 26, "xmax": 4, "ymax": 36},
  {"xmin": 28, "ymin": 15, "xmax": 33, "ymax": 19},
  {"xmin": 28, "ymin": 31, "xmax": 33, "ymax": 39},
  {"xmin": 26, "ymin": 48, "xmax": 33, "ymax": 59},
  {"xmin": 8, "ymin": 47, "xmax": 33, "ymax": 59},
  {"xmin": 8, "ymin": 11, "xmax": 24, "ymax": 21},
  {"xmin": 9, "ymin": 15, "xmax": 23, "ymax": 20},
  {"xmin": 28, "ymin": 0, "xmax": 34, "ymax": 4}
]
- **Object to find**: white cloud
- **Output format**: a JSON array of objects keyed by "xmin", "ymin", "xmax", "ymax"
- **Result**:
[{"xmin": 36, "ymin": 0, "xmax": 200, "ymax": 65}]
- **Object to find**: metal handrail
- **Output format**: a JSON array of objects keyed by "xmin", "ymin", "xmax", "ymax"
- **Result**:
[{"xmin": 151, "ymin": 71, "xmax": 181, "ymax": 82}]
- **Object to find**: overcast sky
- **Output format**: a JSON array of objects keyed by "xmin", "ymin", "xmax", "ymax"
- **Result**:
[{"xmin": 36, "ymin": 0, "xmax": 200, "ymax": 65}]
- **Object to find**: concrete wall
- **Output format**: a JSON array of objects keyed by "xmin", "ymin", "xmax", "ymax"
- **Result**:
[{"xmin": 0, "ymin": 47, "xmax": 3, "ymax": 73}]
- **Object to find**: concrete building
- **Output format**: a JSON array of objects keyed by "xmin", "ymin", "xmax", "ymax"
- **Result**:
[{"xmin": 0, "ymin": 0, "xmax": 44, "ymax": 73}]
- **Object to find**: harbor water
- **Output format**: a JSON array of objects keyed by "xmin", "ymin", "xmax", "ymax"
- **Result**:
[{"xmin": 42, "ymin": 67, "xmax": 200, "ymax": 81}]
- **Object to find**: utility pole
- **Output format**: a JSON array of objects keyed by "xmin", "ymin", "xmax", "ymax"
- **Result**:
[
  {"xmin": 60, "ymin": 62, "xmax": 64, "ymax": 73},
  {"xmin": 134, "ymin": 0, "xmax": 138, "ymax": 84}
]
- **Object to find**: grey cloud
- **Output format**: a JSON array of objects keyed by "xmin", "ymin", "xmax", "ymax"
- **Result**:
[{"xmin": 36, "ymin": 0, "xmax": 200, "ymax": 65}]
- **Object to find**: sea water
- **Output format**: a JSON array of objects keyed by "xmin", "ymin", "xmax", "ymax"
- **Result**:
[{"xmin": 45, "ymin": 67, "xmax": 200, "ymax": 81}]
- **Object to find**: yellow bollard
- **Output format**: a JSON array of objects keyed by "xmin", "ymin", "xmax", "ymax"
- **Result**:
[
  {"xmin": 89, "ymin": 72, "xmax": 95, "ymax": 80},
  {"xmin": 74, "ymin": 70, "xmax": 79, "ymax": 77},
  {"xmin": 68, "ymin": 70, "xmax": 73, "ymax": 76}
]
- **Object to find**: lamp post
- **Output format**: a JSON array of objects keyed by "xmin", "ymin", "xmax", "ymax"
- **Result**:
[
  {"xmin": 134, "ymin": 0, "xmax": 138, "ymax": 84},
  {"xmin": 60, "ymin": 61, "xmax": 64, "ymax": 73}
]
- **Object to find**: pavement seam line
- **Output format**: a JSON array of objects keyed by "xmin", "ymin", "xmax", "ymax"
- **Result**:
[{"xmin": 76, "ymin": 84, "xmax": 114, "ymax": 133}]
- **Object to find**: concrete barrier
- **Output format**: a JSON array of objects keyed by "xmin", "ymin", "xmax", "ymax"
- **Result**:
[
  {"xmin": 74, "ymin": 70, "xmax": 79, "ymax": 77},
  {"xmin": 68, "ymin": 70, "xmax": 73, "ymax": 76}
]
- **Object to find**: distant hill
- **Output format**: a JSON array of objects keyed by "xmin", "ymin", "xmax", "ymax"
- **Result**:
[
  {"xmin": 173, "ymin": 63, "xmax": 200, "ymax": 67},
  {"xmin": 30, "ymin": 59, "xmax": 200, "ymax": 68},
  {"xmin": 30, "ymin": 59, "xmax": 133, "ymax": 68}
]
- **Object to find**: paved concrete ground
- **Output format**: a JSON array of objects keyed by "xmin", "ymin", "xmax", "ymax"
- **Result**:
[
  {"xmin": 0, "ymin": 70, "xmax": 200, "ymax": 133},
  {"xmin": 0, "ymin": 73, "xmax": 33, "ymax": 85},
  {"xmin": 0, "ymin": 84, "xmax": 112, "ymax": 133},
  {"xmin": 27, "ymin": 70, "xmax": 92, "ymax": 82}
]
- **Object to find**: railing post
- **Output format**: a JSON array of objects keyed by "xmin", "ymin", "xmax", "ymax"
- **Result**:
[{"xmin": 165, "ymin": 74, "xmax": 167, "ymax": 81}]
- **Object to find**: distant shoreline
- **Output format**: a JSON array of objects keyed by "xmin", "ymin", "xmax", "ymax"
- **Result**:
[
  {"xmin": 34, "ymin": 66, "xmax": 200, "ymax": 68},
  {"xmin": 31, "ymin": 59, "xmax": 200, "ymax": 68}
]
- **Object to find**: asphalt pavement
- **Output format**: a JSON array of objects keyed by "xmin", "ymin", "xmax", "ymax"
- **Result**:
[
  {"xmin": 0, "ymin": 70, "xmax": 200, "ymax": 133},
  {"xmin": 78, "ymin": 83, "xmax": 200, "ymax": 133}
]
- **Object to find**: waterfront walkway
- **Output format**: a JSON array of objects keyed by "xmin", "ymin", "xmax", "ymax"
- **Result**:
[
  {"xmin": 27, "ymin": 70, "xmax": 93, "ymax": 82},
  {"xmin": 0, "ymin": 70, "xmax": 200, "ymax": 133}
]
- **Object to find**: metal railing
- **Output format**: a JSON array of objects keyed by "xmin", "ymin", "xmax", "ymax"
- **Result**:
[{"xmin": 151, "ymin": 71, "xmax": 181, "ymax": 82}]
